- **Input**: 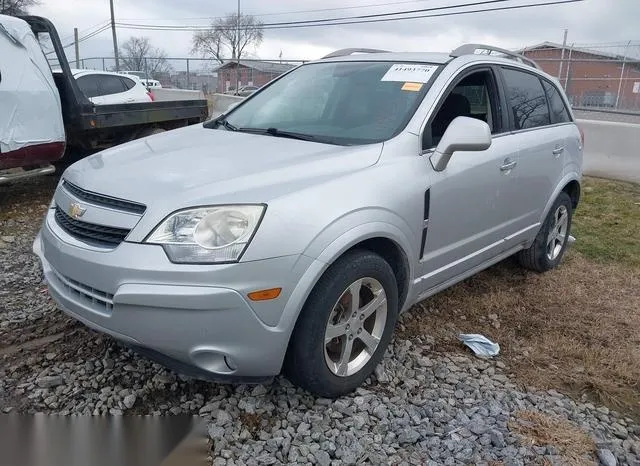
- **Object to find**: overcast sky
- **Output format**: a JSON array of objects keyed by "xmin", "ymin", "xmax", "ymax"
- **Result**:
[{"xmin": 32, "ymin": 0, "xmax": 639, "ymax": 70}]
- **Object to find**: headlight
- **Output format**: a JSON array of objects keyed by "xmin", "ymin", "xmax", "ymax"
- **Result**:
[{"xmin": 145, "ymin": 205, "xmax": 265, "ymax": 264}]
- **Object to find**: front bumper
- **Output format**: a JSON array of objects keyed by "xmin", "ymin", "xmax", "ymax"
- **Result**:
[{"xmin": 34, "ymin": 208, "xmax": 318, "ymax": 379}]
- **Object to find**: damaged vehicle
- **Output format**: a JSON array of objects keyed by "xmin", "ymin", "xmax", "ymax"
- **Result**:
[{"xmin": 34, "ymin": 45, "xmax": 583, "ymax": 397}]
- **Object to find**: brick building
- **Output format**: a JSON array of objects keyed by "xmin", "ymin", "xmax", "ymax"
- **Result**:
[
  {"xmin": 520, "ymin": 42, "xmax": 640, "ymax": 109},
  {"xmin": 215, "ymin": 60, "xmax": 295, "ymax": 93}
]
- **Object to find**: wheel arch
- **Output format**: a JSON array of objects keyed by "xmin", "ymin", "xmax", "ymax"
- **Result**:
[
  {"xmin": 274, "ymin": 221, "xmax": 416, "ymax": 371},
  {"xmin": 540, "ymin": 174, "xmax": 581, "ymax": 224}
]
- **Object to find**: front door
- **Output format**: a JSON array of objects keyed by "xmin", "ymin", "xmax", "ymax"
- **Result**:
[{"xmin": 416, "ymin": 67, "xmax": 522, "ymax": 295}]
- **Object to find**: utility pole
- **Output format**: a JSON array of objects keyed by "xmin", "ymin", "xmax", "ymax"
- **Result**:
[
  {"xmin": 557, "ymin": 28, "xmax": 568, "ymax": 80},
  {"xmin": 236, "ymin": 0, "xmax": 240, "ymax": 92},
  {"xmin": 73, "ymin": 28, "xmax": 80, "ymax": 68},
  {"xmin": 109, "ymin": 0, "xmax": 119, "ymax": 71},
  {"xmin": 615, "ymin": 40, "xmax": 632, "ymax": 109}
]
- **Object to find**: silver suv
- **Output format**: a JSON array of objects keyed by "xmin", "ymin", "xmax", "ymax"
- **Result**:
[{"xmin": 34, "ymin": 45, "xmax": 582, "ymax": 397}]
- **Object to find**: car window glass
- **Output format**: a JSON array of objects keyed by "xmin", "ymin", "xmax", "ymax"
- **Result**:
[
  {"xmin": 98, "ymin": 75, "xmax": 127, "ymax": 95},
  {"xmin": 426, "ymin": 70, "xmax": 497, "ymax": 148},
  {"xmin": 121, "ymin": 77, "xmax": 136, "ymax": 90},
  {"xmin": 76, "ymin": 75, "xmax": 101, "ymax": 98},
  {"xmin": 501, "ymin": 68, "xmax": 550, "ymax": 130},
  {"xmin": 542, "ymin": 80, "xmax": 571, "ymax": 124},
  {"xmin": 226, "ymin": 61, "xmax": 436, "ymax": 145}
]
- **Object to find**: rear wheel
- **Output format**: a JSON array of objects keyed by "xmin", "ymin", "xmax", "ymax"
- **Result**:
[
  {"xmin": 517, "ymin": 192, "xmax": 573, "ymax": 272},
  {"xmin": 284, "ymin": 250, "xmax": 398, "ymax": 397}
]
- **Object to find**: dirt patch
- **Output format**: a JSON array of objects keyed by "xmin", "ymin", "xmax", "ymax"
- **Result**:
[{"xmin": 509, "ymin": 410, "xmax": 596, "ymax": 465}]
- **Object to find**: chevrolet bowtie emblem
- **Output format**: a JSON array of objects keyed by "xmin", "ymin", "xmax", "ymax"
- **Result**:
[{"xmin": 68, "ymin": 203, "xmax": 87, "ymax": 219}]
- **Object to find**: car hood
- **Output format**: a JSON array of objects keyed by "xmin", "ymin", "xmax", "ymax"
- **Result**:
[{"xmin": 63, "ymin": 124, "xmax": 382, "ymax": 208}]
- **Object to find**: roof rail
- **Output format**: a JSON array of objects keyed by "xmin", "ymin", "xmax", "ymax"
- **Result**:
[
  {"xmin": 322, "ymin": 48, "xmax": 390, "ymax": 59},
  {"xmin": 450, "ymin": 43, "xmax": 541, "ymax": 70}
]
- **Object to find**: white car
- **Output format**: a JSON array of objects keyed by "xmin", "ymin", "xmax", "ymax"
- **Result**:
[{"xmin": 69, "ymin": 69, "xmax": 153, "ymax": 105}]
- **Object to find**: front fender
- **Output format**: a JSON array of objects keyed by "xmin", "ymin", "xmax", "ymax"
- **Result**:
[{"xmin": 273, "ymin": 213, "xmax": 418, "ymax": 359}]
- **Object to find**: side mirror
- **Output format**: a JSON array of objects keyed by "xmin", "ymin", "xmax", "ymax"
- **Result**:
[{"xmin": 430, "ymin": 117, "xmax": 492, "ymax": 171}]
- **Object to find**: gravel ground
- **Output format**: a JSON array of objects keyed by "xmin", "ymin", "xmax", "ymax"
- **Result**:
[{"xmin": 1, "ymin": 176, "xmax": 639, "ymax": 465}]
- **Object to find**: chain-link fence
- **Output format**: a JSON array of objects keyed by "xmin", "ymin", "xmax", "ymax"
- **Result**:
[
  {"xmin": 522, "ymin": 42, "xmax": 640, "ymax": 112},
  {"xmin": 63, "ymin": 42, "xmax": 640, "ymax": 112},
  {"xmin": 64, "ymin": 57, "xmax": 307, "ymax": 95}
]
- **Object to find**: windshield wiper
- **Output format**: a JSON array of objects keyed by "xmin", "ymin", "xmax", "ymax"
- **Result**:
[
  {"xmin": 237, "ymin": 127, "xmax": 316, "ymax": 142},
  {"xmin": 205, "ymin": 115, "xmax": 237, "ymax": 131}
]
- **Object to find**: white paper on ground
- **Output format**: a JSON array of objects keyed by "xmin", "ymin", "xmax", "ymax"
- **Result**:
[
  {"xmin": 0, "ymin": 15, "xmax": 65, "ymax": 154},
  {"xmin": 381, "ymin": 64, "xmax": 438, "ymax": 83},
  {"xmin": 458, "ymin": 333, "xmax": 500, "ymax": 358}
]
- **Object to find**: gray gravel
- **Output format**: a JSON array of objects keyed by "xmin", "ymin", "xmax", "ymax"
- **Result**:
[{"xmin": 2, "ymin": 177, "xmax": 640, "ymax": 465}]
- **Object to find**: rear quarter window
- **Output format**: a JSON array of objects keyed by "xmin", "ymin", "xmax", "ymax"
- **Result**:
[
  {"xmin": 542, "ymin": 80, "xmax": 572, "ymax": 124},
  {"xmin": 501, "ymin": 67, "xmax": 551, "ymax": 130}
]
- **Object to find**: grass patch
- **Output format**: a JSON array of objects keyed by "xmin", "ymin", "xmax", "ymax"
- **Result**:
[
  {"xmin": 572, "ymin": 177, "xmax": 640, "ymax": 267},
  {"xmin": 398, "ymin": 177, "xmax": 640, "ymax": 418},
  {"xmin": 509, "ymin": 411, "xmax": 596, "ymax": 465}
]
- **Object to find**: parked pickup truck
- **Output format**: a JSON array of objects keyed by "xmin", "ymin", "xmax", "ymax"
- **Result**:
[{"xmin": 0, "ymin": 15, "xmax": 208, "ymax": 184}]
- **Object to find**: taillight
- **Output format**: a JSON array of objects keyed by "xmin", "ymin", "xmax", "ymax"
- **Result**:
[{"xmin": 147, "ymin": 91, "xmax": 154, "ymax": 101}]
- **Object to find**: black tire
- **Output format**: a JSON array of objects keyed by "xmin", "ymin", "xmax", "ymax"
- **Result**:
[
  {"xmin": 284, "ymin": 249, "xmax": 398, "ymax": 398},
  {"xmin": 517, "ymin": 192, "xmax": 573, "ymax": 273}
]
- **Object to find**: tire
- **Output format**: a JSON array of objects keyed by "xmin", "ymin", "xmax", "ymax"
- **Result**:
[
  {"xmin": 284, "ymin": 249, "xmax": 398, "ymax": 398},
  {"xmin": 517, "ymin": 191, "xmax": 573, "ymax": 273}
]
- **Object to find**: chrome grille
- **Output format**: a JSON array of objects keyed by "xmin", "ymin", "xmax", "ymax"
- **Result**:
[
  {"xmin": 51, "ymin": 269, "xmax": 114, "ymax": 313},
  {"xmin": 54, "ymin": 207, "xmax": 130, "ymax": 247},
  {"xmin": 62, "ymin": 180, "xmax": 146, "ymax": 215}
]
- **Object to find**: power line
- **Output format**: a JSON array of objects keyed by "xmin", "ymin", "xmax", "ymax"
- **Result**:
[
  {"xmin": 118, "ymin": 0, "xmax": 443, "ymax": 22},
  {"xmin": 115, "ymin": 0, "xmax": 585, "ymax": 32},
  {"xmin": 54, "ymin": 24, "xmax": 112, "ymax": 52},
  {"xmin": 59, "ymin": 21, "xmax": 110, "ymax": 43},
  {"xmin": 116, "ymin": 0, "xmax": 514, "ymax": 30}
]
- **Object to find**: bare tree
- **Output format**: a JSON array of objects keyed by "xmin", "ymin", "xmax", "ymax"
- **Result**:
[
  {"xmin": 192, "ymin": 13, "xmax": 264, "ymax": 64},
  {"xmin": 119, "ymin": 36, "xmax": 172, "ymax": 79},
  {"xmin": 1, "ymin": 0, "xmax": 39, "ymax": 15}
]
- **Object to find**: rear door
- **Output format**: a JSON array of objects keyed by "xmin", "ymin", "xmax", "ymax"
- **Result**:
[{"xmin": 498, "ymin": 67, "xmax": 568, "ymax": 246}]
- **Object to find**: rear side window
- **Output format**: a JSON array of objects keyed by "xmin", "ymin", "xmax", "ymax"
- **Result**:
[
  {"xmin": 542, "ymin": 80, "xmax": 571, "ymax": 124},
  {"xmin": 121, "ymin": 77, "xmax": 136, "ymax": 90},
  {"xmin": 98, "ymin": 75, "xmax": 127, "ymax": 95},
  {"xmin": 76, "ymin": 75, "xmax": 101, "ymax": 98},
  {"xmin": 501, "ymin": 68, "xmax": 550, "ymax": 130}
]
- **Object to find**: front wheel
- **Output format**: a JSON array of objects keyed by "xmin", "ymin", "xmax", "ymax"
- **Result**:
[
  {"xmin": 284, "ymin": 250, "xmax": 398, "ymax": 398},
  {"xmin": 517, "ymin": 191, "xmax": 573, "ymax": 272}
]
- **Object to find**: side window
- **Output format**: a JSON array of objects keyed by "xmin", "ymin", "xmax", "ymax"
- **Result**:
[
  {"xmin": 542, "ymin": 80, "xmax": 571, "ymax": 124},
  {"xmin": 121, "ymin": 77, "xmax": 136, "ymax": 90},
  {"xmin": 98, "ymin": 75, "xmax": 127, "ymax": 96},
  {"xmin": 76, "ymin": 75, "xmax": 101, "ymax": 98},
  {"xmin": 501, "ymin": 68, "xmax": 550, "ymax": 130},
  {"xmin": 425, "ymin": 70, "xmax": 499, "ymax": 149}
]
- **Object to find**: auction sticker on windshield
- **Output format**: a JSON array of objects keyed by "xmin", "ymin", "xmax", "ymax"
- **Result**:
[{"xmin": 381, "ymin": 64, "xmax": 437, "ymax": 83}]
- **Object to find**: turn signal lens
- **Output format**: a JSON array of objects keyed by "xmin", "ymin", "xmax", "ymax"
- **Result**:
[{"xmin": 248, "ymin": 288, "xmax": 282, "ymax": 301}]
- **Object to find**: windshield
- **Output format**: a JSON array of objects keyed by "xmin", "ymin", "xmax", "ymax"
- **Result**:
[{"xmin": 220, "ymin": 61, "xmax": 440, "ymax": 145}]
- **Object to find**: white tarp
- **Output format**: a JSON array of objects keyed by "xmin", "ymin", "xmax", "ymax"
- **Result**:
[{"xmin": 0, "ymin": 15, "xmax": 65, "ymax": 154}]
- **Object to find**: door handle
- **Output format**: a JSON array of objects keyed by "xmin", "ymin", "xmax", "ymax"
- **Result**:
[
  {"xmin": 552, "ymin": 146, "xmax": 565, "ymax": 156},
  {"xmin": 500, "ymin": 160, "xmax": 517, "ymax": 172}
]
